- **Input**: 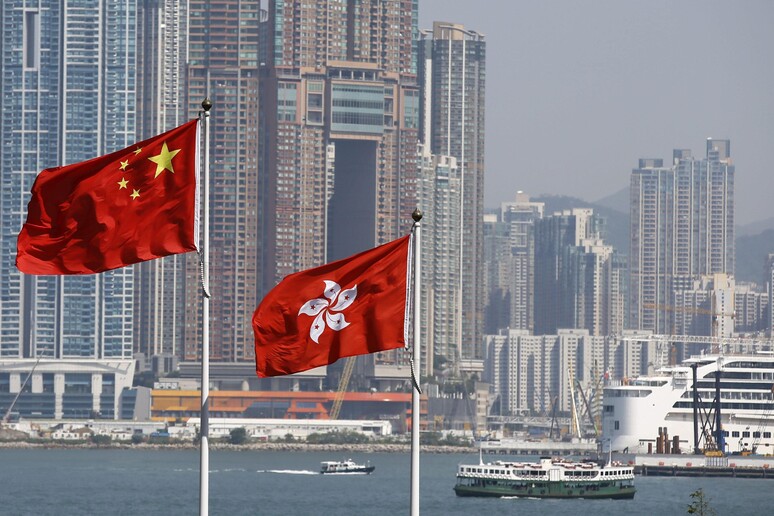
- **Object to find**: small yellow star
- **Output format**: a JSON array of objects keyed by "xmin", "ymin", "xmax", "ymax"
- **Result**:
[
  {"xmin": 148, "ymin": 142, "xmax": 182, "ymax": 178},
  {"xmin": 130, "ymin": 189, "xmax": 140, "ymax": 200},
  {"xmin": 133, "ymin": 147, "xmax": 142, "ymax": 155},
  {"xmin": 120, "ymin": 160, "xmax": 129, "ymax": 171},
  {"xmin": 117, "ymin": 177, "xmax": 128, "ymax": 189}
]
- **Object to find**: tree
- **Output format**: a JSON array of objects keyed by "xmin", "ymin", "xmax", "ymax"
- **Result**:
[
  {"xmin": 229, "ymin": 427, "xmax": 248, "ymax": 445},
  {"xmin": 687, "ymin": 489, "xmax": 717, "ymax": 516},
  {"xmin": 90, "ymin": 434, "xmax": 112, "ymax": 446}
]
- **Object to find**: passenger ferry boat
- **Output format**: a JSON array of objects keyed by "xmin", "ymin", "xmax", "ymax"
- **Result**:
[
  {"xmin": 453, "ymin": 456, "xmax": 635, "ymax": 498},
  {"xmin": 319, "ymin": 459, "xmax": 375, "ymax": 475},
  {"xmin": 602, "ymin": 353, "xmax": 774, "ymax": 455}
]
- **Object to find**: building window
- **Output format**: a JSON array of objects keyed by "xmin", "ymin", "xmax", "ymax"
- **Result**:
[{"xmin": 24, "ymin": 10, "xmax": 40, "ymax": 69}]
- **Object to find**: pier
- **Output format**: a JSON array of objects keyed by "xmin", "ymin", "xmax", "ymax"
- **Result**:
[{"xmin": 626, "ymin": 453, "xmax": 774, "ymax": 479}]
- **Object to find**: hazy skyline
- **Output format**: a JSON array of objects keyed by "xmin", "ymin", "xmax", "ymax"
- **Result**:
[{"xmin": 419, "ymin": 0, "xmax": 774, "ymax": 225}]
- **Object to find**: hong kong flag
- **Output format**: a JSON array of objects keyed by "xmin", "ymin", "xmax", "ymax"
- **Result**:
[
  {"xmin": 253, "ymin": 235, "xmax": 411, "ymax": 377},
  {"xmin": 16, "ymin": 120, "xmax": 200, "ymax": 275}
]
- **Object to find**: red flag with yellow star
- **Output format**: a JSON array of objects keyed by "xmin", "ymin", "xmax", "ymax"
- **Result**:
[{"xmin": 16, "ymin": 120, "xmax": 199, "ymax": 275}]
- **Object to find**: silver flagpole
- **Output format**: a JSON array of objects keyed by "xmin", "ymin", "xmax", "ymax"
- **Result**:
[
  {"xmin": 410, "ymin": 209, "xmax": 422, "ymax": 516},
  {"xmin": 199, "ymin": 98, "xmax": 212, "ymax": 516}
]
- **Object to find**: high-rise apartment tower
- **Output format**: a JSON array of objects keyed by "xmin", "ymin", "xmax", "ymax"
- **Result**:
[
  {"xmin": 418, "ymin": 22, "xmax": 486, "ymax": 364},
  {"xmin": 259, "ymin": 1, "xmax": 420, "ymax": 376},
  {"xmin": 630, "ymin": 141, "xmax": 735, "ymax": 333},
  {"xmin": 184, "ymin": 0, "xmax": 262, "ymax": 362},
  {"xmin": 0, "ymin": 0, "xmax": 137, "ymax": 359}
]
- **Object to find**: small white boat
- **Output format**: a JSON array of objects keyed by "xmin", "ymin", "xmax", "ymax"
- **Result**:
[{"xmin": 320, "ymin": 459, "xmax": 375, "ymax": 475}]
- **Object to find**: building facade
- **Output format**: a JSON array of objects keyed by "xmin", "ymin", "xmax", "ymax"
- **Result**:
[
  {"xmin": 183, "ymin": 0, "xmax": 262, "ymax": 363},
  {"xmin": 484, "ymin": 329, "xmax": 658, "ymax": 418},
  {"xmin": 0, "ymin": 359, "xmax": 136, "ymax": 420},
  {"xmin": 630, "ymin": 142, "xmax": 735, "ymax": 333},
  {"xmin": 258, "ymin": 0, "xmax": 420, "ymax": 380},
  {"xmin": 418, "ymin": 146, "xmax": 461, "ymax": 376},
  {"xmin": 497, "ymin": 193, "xmax": 544, "ymax": 333},
  {"xmin": 1, "ymin": 0, "xmax": 137, "ymax": 360},
  {"xmin": 418, "ymin": 22, "xmax": 486, "ymax": 362},
  {"xmin": 533, "ymin": 209, "xmax": 614, "ymax": 335},
  {"xmin": 134, "ymin": 0, "xmax": 192, "ymax": 361}
]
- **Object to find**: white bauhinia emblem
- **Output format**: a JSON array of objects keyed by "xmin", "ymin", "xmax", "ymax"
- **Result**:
[{"xmin": 298, "ymin": 280, "xmax": 357, "ymax": 343}]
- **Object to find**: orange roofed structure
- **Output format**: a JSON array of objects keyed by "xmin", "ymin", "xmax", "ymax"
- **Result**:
[{"xmin": 151, "ymin": 390, "xmax": 427, "ymax": 433}]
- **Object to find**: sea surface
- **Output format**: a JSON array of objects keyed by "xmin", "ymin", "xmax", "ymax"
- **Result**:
[{"xmin": 1, "ymin": 448, "xmax": 769, "ymax": 515}]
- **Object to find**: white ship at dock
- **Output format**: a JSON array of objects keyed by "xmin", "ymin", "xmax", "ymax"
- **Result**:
[{"xmin": 602, "ymin": 352, "xmax": 774, "ymax": 455}]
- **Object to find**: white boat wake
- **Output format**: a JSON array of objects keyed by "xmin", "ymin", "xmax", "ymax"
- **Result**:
[{"xmin": 257, "ymin": 469, "xmax": 317, "ymax": 475}]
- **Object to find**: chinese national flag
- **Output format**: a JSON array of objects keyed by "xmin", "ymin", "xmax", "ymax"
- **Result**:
[
  {"xmin": 16, "ymin": 120, "xmax": 199, "ymax": 275},
  {"xmin": 253, "ymin": 235, "xmax": 411, "ymax": 377}
]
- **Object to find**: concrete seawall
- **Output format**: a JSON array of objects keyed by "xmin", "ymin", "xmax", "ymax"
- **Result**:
[{"xmin": 0, "ymin": 441, "xmax": 474, "ymax": 454}]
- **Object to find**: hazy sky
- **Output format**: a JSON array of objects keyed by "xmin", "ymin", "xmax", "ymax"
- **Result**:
[{"xmin": 419, "ymin": 0, "xmax": 774, "ymax": 225}]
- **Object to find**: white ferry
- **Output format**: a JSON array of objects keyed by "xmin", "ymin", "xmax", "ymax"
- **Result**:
[
  {"xmin": 319, "ymin": 459, "xmax": 375, "ymax": 475},
  {"xmin": 454, "ymin": 456, "xmax": 635, "ymax": 498},
  {"xmin": 602, "ymin": 353, "xmax": 774, "ymax": 455}
]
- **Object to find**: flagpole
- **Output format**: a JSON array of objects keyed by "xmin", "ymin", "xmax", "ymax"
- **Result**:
[
  {"xmin": 410, "ymin": 208, "xmax": 422, "ymax": 516},
  {"xmin": 199, "ymin": 98, "xmax": 212, "ymax": 516}
]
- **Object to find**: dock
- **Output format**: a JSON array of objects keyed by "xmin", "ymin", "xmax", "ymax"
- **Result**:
[
  {"xmin": 622, "ymin": 453, "xmax": 774, "ymax": 479},
  {"xmin": 637, "ymin": 464, "xmax": 774, "ymax": 478}
]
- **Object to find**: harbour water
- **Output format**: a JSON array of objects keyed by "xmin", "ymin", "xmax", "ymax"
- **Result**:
[{"xmin": 1, "ymin": 448, "xmax": 770, "ymax": 515}]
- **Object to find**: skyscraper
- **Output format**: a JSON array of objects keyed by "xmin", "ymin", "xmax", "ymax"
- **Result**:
[
  {"xmin": 418, "ymin": 146, "xmax": 461, "ymax": 376},
  {"xmin": 534, "ymin": 209, "xmax": 587, "ymax": 335},
  {"xmin": 0, "ymin": 0, "xmax": 137, "ymax": 359},
  {"xmin": 134, "ymin": 0, "xmax": 191, "ymax": 362},
  {"xmin": 259, "ymin": 1, "xmax": 420, "ymax": 375},
  {"xmin": 533, "ymin": 209, "xmax": 618, "ymax": 336},
  {"xmin": 184, "ymin": 0, "xmax": 261, "ymax": 363},
  {"xmin": 418, "ymin": 22, "xmax": 486, "ymax": 363},
  {"xmin": 629, "ymin": 158, "xmax": 673, "ymax": 333},
  {"xmin": 630, "ymin": 141, "xmax": 735, "ymax": 333},
  {"xmin": 499, "ymin": 192, "xmax": 544, "ymax": 333}
]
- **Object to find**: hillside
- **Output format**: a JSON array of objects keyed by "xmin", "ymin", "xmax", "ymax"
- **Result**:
[{"xmin": 735, "ymin": 229, "xmax": 774, "ymax": 284}]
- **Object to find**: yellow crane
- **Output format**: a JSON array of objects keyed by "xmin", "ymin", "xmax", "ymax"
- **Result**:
[
  {"xmin": 329, "ymin": 357, "xmax": 356, "ymax": 420},
  {"xmin": 644, "ymin": 303, "xmax": 736, "ymax": 353}
]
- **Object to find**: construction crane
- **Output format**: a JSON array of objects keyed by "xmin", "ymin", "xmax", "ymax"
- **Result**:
[
  {"xmin": 329, "ymin": 357, "xmax": 356, "ymax": 420},
  {"xmin": 644, "ymin": 303, "xmax": 736, "ymax": 346},
  {"xmin": 568, "ymin": 371, "xmax": 582, "ymax": 438},
  {"xmin": 575, "ymin": 380, "xmax": 599, "ymax": 437},
  {"xmin": 619, "ymin": 333, "xmax": 774, "ymax": 369},
  {"xmin": 547, "ymin": 392, "xmax": 559, "ymax": 440},
  {"xmin": 2, "ymin": 357, "xmax": 41, "ymax": 425}
]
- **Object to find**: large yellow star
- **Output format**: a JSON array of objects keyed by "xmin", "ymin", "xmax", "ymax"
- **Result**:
[{"xmin": 148, "ymin": 142, "xmax": 181, "ymax": 178}]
